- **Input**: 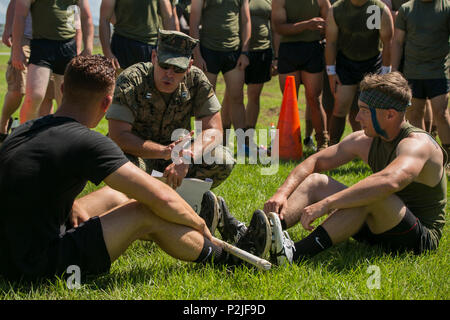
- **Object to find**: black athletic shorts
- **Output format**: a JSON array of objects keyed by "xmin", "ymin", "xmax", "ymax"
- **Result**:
[
  {"xmin": 278, "ymin": 41, "xmax": 324, "ymax": 74},
  {"xmin": 29, "ymin": 38, "xmax": 77, "ymax": 75},
  {"xmin": 200, "ymin": 45, "xmax": 241, "ymax": 75},
  {"xmin": 245, "ymin": 48, "xmax": 272, "ymax": 84},
  {"xmin": 48, "ymin": 216, "xmax": 111, "ymax": 281},
  {"xmin": 407, "ymin": 78, "xmax": 450, "ymax": 100},
  {"xmin": 111, "ymin": 33, "xmax": 157, "ymax": 70},
  {"xmin": 352, "ymin": 210, "xmax": 437, "ymax": 255},
  {"xmin": 336, "ymin": 51, "xmax": 382, "ymax": 85}
]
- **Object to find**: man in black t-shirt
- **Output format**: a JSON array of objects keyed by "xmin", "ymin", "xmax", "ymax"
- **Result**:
[{"xmin": 0, "ymin": 55, "xmax": 263, "ymax": 282}]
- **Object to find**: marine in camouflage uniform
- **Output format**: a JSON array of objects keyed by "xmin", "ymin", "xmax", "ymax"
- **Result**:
[{"xmin": 106, "ymin": 30, "xmax": 235, "ymax": 188}]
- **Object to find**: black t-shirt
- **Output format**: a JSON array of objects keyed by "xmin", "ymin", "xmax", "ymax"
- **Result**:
[{"xmin": 0, "ymin": 115, "xmax": 129, "ymax": 276}]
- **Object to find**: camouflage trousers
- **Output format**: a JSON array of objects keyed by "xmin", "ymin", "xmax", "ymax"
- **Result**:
[{"xmin": 126, "ymin": 145, "xmax": 235, "ymax": 188}]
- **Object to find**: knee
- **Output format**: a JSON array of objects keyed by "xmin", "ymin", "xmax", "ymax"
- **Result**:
[
  {"xmin": 432, "ymin": 105, "xmax": 450, "ymax": 120},
  {"xmin": 26, "ymin": 91, "xmax": 45, "ymax": 105},
  {"xmin": 333, "ymin": 102, "xmax": 349, "ymax": 118},
  {"xmin": 304, "ymin": 173, "xmax": 329, "ymax": 189}
]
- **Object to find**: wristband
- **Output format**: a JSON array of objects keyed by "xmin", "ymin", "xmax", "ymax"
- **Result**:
[
  {"xmin": 273, "ymin": 57, "xmax": 278, "ymax": 60},
  {"xmin": 326, "ymin": 65, "xmax": 336, "ymax": 75},
  {"xmin": 380, "ymin": 65, "xmax": 392, "ymax": 75},
  {"xmin": 241, "ymin": 51, "xmax": 249, "ymax": 57}
]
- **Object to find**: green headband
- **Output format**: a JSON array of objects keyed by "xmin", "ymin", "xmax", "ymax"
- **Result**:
[{"xmin": 359, "ymin": 89, "xmax": 411, "ymax": 112}]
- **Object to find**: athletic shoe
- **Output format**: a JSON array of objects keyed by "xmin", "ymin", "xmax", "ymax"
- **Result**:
[
  {"xmin": 198, "ymin": 191, "xmax": 219, "ymax": 235},
  {"xmin": 235, "ymin": 210, "xmax": 271, "ymax": 258},
  {"xmin": 216, "ymin": 196, "xmax": 247, "ymax": 245},
  {"xmin": 303, "ymin": 136, "xmax": 317, "ymax": 152},
  {"xmin": 267, "ymin": 212, "xmax": 295, "ymax": 266}
]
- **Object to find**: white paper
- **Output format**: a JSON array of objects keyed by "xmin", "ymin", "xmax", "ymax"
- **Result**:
[{"xmin": 151, "ymin": 170, "xmax": 213, "ymax": 214}]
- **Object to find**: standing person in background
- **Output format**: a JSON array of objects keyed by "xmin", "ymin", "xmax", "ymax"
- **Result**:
[
  {"xmin": 391, "ymin": 0, "xmax": 437, "ymax": 136},
  {"xmin": 272, "ymin": 0, "xmax": 331, "ymax": 152},
  {"xmin": 13, "ymin": 0, "xmax": 94, "ymax": 124},
  {"xmin": 244, "ymin": 0, "xmax": 279, "ymax": 155},
  {"xmin": 190, "ymin": 0, "xmax": 251, "ymax": 153},
  {"xmin": 391, "ymin": 0, "xmax": 450, "ymax": 163},
  {"xmin": 99, "ymin": 0, "xmax": 177, "ymax": 72},
  {"xmin": 0, "ymin": 0, "xmax": 32, "ymax": 143},
  {"xmin": 0, "ymin": 0, "xmax": 83, "ymax": 142},
  {"xmin": 325, "ymin": 0, "xmax": 393, "ymax": 145}
]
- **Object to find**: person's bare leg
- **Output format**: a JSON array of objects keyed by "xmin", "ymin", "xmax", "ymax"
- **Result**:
[
  {"xmin": 424, "ymin": 99, "xmax": 433, "ymax": 133},
  {"xmin": 430, "ymin": 93, "xmax": 450, "ymax": 148},
  {"xmin": 406, "ymin": 98, "xmax": 426, "ymax": 130},
  {"xmin": 99, "ymin": 200, "xmax": 205, "ymax": 263},
  {"xmin": 301, "ymin": 71, "xmax": 328, "ymax": 149},
  {"xmin": 278, "ymin": 72, "xmax": 301, "ymax": 96},
  {"xmin": 245, "ymin": 83, "xmax": 264, "ymax": 147},
  {"xmin": 20, "ymin": 64, "xmax": 51, "ymax": 123},
  {"xmin": 281, "ymin": 173, "xmax": 406, "ymax": 244},
  {"xmin": 74, "ymin": 186, "xmax": 130, "ymax": 219},
  {"xmin": 52, "ymin": 74, "xmax": 64, "ymax": 108},
  {"xmin": 246, "ymin": 83, "xmax": 264, "ymax": 129},
  {"xmin": 348, "ymin": 95, "xmax": 361, "ymax": 132},
  {"xmin": 39, "ymin": 78, "xmax": 55, "ymax": 117},
  {"xmin": 223, "ymin": 67, "xmax": 246, "ymax": 131},
  {"xmin": 0, "ymin": 90, "xmax": 23, "ymax": 133},
  {"xmin": 329, "ymin": 84, "xmax": 358, "ymax": 145}
]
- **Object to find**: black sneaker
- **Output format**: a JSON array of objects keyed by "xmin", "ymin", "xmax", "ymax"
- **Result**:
[
  {"xmin": 217, "ymin": 196, "xmax": 247, "ymax": 245},
  {"xmin": 0, "ymin": 133, "xmax": 8, "ymax": 146},
  {"xmin": 198, "ymin": 191, "xmax": 219, "ymax": 235},
  {"xmin": 235, "ymin": 210, "xmax": 271, "ymax": 258}
]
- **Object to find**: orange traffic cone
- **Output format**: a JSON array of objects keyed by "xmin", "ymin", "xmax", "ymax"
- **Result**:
[{"xmin": 276, "ymin": 76, "xmax": 303, "ymax": 160}]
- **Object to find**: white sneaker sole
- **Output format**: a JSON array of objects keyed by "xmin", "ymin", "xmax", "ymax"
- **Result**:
[{"xmin": 267, "ymin": 212, "xmax": 291, "ymax": 266}]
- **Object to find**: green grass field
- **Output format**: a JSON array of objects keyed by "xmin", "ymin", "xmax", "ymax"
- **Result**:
[{"xmin": 0, "ymin": 47, "xmax": 448, "ymax": 300}]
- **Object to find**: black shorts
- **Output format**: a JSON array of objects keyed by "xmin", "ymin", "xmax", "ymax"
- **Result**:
[
  {"xmin": 29, "ymin": 38, "xmax": 77, "ymax": 75},
  {"xmin": 278, "ymin": 41, "xmax": 324, "ymax": 74},
  {"xmin": 336, "ymin": 51, "xmax": 382, "ymax": 85},
  {"xmin": 50, "ymin": 216, "xmax": 111, "ymax": 281},
  {"xmin": 352, "ymin": 210, "xmax": 437, "ymax": 255},
  {"xmin": 111, "ymin": 33, "xmax": 156, "ymax": 70},
  {"xmin": 200, "ymin": 45, "xmax": 241, "ymax": 75},
  {"xmin": 407, "ymin": 78, "xmax": 449, "ymax": 100},
  {"xmin": 245, "ymin": 48, "xmax": 272, "ymax": 84}
]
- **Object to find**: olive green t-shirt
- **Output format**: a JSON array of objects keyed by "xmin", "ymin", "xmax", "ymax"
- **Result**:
[
  {"xmin": 368, "ymin": 122, "xmax": 448, "ymax": 248},
  {"xmin": 113, "ymin": 0, "xmax": 160, "ymax": 45},
  {"xmin": 281, "ymin": 0, "xmax": 322, "ymax": 43},
  {"xmin": 395, "ymin": 0, "xmax": 450, "ymax": 79},
  {"xmin": 30, "ymin": 0, "xmax": 78, "ymax": 40},
  {"xmin": 249, "ymin": 0, "xmax": 272, "ymax": 51},
  {"xmin": 333, "ymin": 0, "xmax": 385, "ymax": 61},
  {"xmin": 200, "ymin": 0, "xmax": 243, "ymax": 51}
]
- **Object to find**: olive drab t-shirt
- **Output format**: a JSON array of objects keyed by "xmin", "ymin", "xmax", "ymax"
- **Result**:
[
  {"xmin": 200, "ymin": 0, "xmax": 243, "ymax": 51},
  {"xmin": 114, "ymin": 0, "xmax": 160, "ymax": 45},
  {"xmin": 280, "ymin": 0, "xmax": 322, "ymax": 43},
  {"xmin": 106, "ymin": 63, "xmax": 221, "ymax": 146},
  {"xmin": 30, "ymin": 0, "xmax": 78, "ymax": 40},
  {"xmin": 333, "ymin": 0, "xmax": 385, "ymax": 61},
  {"xmin": 368, "ymin": 122, "xmax": 448, "ymax": 248},
  {"xmin": 249, "ymin": 0, "xmax": 272, "ymax": 51},
  {"xmin": 395, "ymin": 0, "xmax": 450, "ymax": 79}
]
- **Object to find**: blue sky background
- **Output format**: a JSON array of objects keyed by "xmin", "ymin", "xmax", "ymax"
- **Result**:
[{"xmin": 0, "ymin": 0, "xmax": 103, "ymax": 25}]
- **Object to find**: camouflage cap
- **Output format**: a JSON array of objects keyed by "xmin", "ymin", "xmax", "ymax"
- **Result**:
[{"xmin": 157, "ymin": 29, "xmax": 198, "ymax": 70}]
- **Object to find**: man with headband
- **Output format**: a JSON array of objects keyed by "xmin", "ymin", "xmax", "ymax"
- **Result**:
[{"xmin": 261, "ymin": 72, "xmax": 447, "ymax": 265}]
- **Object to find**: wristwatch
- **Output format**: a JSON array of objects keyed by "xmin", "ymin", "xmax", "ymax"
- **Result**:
[{"xmin": 241, "ymin": 51, "xmax": 249, "ymax": 57}]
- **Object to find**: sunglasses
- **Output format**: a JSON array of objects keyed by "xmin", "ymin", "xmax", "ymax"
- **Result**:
[{"xmin": 158, "ymin": 62, "xmax": 187, "ymax": 74}]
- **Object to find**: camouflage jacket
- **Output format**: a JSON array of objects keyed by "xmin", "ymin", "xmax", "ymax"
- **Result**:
[{"xmin": 109, "ymin": 62, "xmax": 219, "ymax": 146}]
